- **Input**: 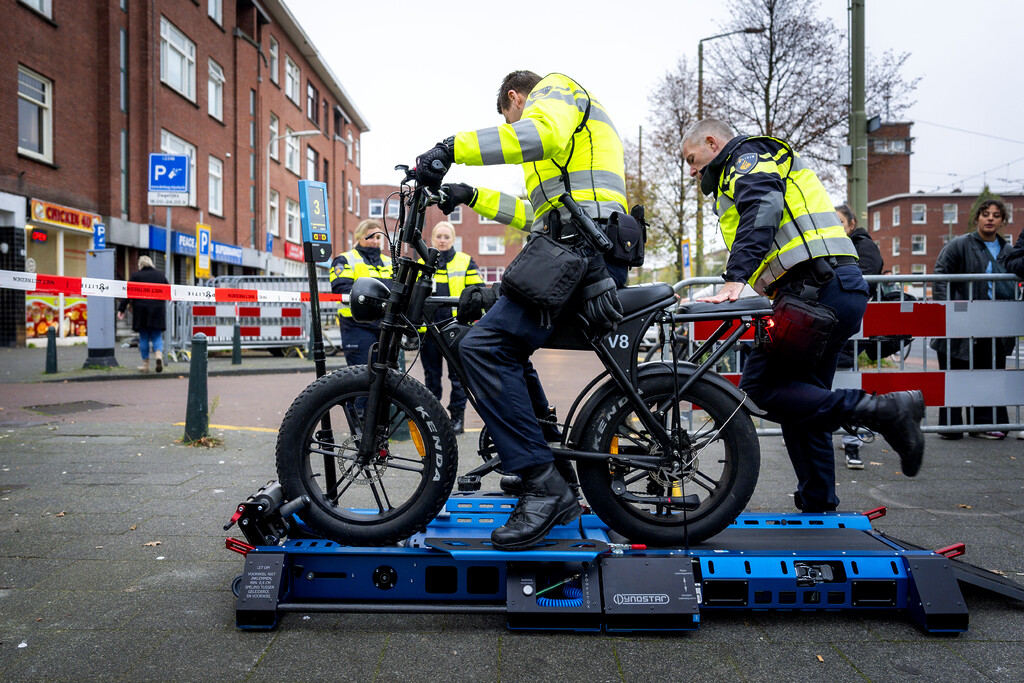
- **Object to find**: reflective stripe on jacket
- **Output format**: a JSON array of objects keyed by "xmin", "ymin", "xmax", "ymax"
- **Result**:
[
  {"xmin": 711, "ymin": 135, "xmax": 856, "ymax": 294},
  {"xmin": 330, "ymin": 249, "xmax": 393, "ymax": 318},
  {"xmin": 453, "ymin": 73, "xmax": 627, "ymax": 231}
]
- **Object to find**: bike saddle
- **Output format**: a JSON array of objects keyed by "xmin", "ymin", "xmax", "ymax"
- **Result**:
[
  {"xmin": 676, "ymin": 296, "xmax": 774, "ymax": 320},
  {"xmin": 616, "ymin": 283, "xmax": 675, "ymax": 316}
]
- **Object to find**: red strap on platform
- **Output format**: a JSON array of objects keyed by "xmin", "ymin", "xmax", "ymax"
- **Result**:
[
  {"xmin": 935, "ymin": 543, "xmax": 966, "ymax": 559},
  {"xmin": 862, "ymin": 506, "xmax": 887, "ymax": 521},
  {"xmin": 226, "ymin": 537, "xmax": 256, "ymax": 556}
]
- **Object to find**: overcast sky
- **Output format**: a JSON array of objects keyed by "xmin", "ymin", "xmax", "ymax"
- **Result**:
[{"xmin": 286, "ymin": 0, "xmax": 1024, "ymax": 202}]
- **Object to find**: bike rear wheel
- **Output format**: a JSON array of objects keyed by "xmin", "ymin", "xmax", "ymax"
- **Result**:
[
  {"xmin": 577, "ymin": 373, "xmax": 759, "ymax": 545},
  {"xmin": 275, "ymin": 366, "xmax": 458, "ymax": 545}
]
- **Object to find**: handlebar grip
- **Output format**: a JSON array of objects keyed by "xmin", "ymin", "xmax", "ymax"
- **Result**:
[
  {"xmin": 560, "ymin": 194, "xmax": 612, "ymax": 253},
  {"xmin": 278, "ymin": 495, "xmax": 310, "ymax": 519}
]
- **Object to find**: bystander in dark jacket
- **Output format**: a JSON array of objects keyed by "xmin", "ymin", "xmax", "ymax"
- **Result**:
[{"xmin": 929, "ymin": 199, "xmax": 1015, "ymax": 439}]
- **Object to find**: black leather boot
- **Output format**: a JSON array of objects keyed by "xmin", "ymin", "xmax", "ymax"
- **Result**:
[
  {"xmin": 849, "ymin": 390, "xmax": 925, "ymax": 477},
  {"xmin": 499, "ymin": 459, "xmax": 579, "ymax": 497},
  {"xmin": 491, "ymin": 462, "xmax": 581, "ymax": 551},
  {"xmin": 451, "ymin": 411, "xmax": 464, "ymax": 435}
]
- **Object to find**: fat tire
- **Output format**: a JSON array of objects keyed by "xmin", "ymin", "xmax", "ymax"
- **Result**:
[
  {"xmin": 576, "ymin": 374, "xmax": 759, "ymax": 545},
  {"xmin": 276, "ymin": 366, "xmax": 458, "ymax": 545}
]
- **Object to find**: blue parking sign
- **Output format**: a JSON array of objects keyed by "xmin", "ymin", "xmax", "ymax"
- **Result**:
[
  {"xmin": 93, "ymin": 222, "xmax": 106, "ymax": 250},
  {"xmin": 149, "ymin": 154, "xmax": 189, "ymax": 192}
]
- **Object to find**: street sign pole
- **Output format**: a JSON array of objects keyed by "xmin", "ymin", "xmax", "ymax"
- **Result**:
[{"xmin": 148, "ymin": 153, "xmax": 190, "ymax": 360}]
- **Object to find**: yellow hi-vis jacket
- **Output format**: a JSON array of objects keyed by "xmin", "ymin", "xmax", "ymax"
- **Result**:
[
  {"xmin": 705, "ymin": 135, "xmax": 856, "ymax": 294},
  {"xmin": 452, "ymin": 73, "xmax": 627, "ymax": 231},
  {"xmin": 329, "ymin": 248, "xmax": 393, "ymax": 319},
  {"xmin": 416, "ymin": 250, "xmax": 483, "ymax": 319}
]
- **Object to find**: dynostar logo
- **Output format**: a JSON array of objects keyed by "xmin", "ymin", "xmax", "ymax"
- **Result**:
[{"xmin": 613, "ymin": 593, "xmax": 670, "ymax": 605}]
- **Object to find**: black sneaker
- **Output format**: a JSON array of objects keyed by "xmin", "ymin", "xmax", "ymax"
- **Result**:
[
  {"xmin": 844, "ymin": 444, "xmax": 864, "ymax": 470},
  {"xmin": 850, "ymin": 390, "xmax": 925, "ymax": 477}
]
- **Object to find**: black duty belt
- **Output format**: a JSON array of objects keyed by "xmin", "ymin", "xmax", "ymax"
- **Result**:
[{"xmin": 770, "ymin": 255, "xmax": 859, "ymax": 294}]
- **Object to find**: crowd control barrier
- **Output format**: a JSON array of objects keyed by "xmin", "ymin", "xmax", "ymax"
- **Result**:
[
  {"xmin": 670, "ymin": 273, "xmax": 1023, "ymax": 437},
  {"xmin": 173, "ymin": 275, "xmax": 338, "ymax": 355}
]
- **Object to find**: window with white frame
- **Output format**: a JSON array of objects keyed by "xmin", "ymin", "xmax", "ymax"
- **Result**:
[
  {"xmin": 268, "ymin": 36, "xmax": 279, "ymax": 85},
  {"xmin": 911, "ymin": 234, "xmax": 926, "ymax": 255},
  {"xmin": 368, "ymin": 198, "xmax": 384, "ymax": 218},
  {"xmin": 386, "ymin": 199, "xmax": 400, "ymax": 218},
  {"xmin": 269, "ymin": 114, "xmax": 279, "ymax": 160},
  {"xmin": 268, "ymin": 190, "xmax": 280, "ymax": 236},
  {"xmin": 207, "ymin": 58, "xmax": 224, "ymax": 120},
  {"xmin": 347, "ymin": 132, "xmax": 354, "ymax": 161},
  {"xmin": 912, "ymin": 203, "xmax": 927, "ymax": 224},
  {"xmin": 892, "ymin": 205, "xmax": 900, "ymax": 226},
  {"xmin": 1005, "ymin": 203, "xmax": 1014, "ymax": 223},
  {"xmin": 285, "ymin": 56, "xmax": 300, "ymax": 104},
  {"xmin": 355, "ymin": 188, "xmax": 361, "ymax": 216},
  {"xmin": 449, "ymin": 206, "xmax": 463, "ymax": 224},
  {"xmin": 306, "ymin": 146, "xmax": 318, "ymax": 181},
  {"xmin": 286, "ymin": 198, "xmax": 300, "ymax": 242},
  {"xmin": 479, "ymin": 236, "xmax": 505, "ymax": 255},
  {"xmin": 872, "ymin": 211, "xmax": 880, "ymax": 231},
  {"xmin": 306, "ymin": 81, "xmax": 319, "ymax": 124},
  {"xmin": 285, "ymin": 128, "xmax": 300, "ymax": 174},
  {"xmin": 160, "ymin": 129, "xmax": 197, "ymax": 205},
  {"xmin": 355, "ymin": 139, "xmax": 360, "ymax": 168},
  {"xmin": 891, "ymin": 265, "xmax": 901, "ymax": 275},
  {"xmin": 454, "ymin": 236, "xmax": 463, "ymax": 252},
  {"xmin": 892, "ymin": 237, "xmax": 900, "ymax": 256},
  {"xmin": 208, "ymin": 155, "xmax": 223, "ymax": 216},
  {"xmin": 478, "ymin": 266, "xmax": 505, "ymax": 284},
  {"xmin": 347, "ymin": 181, "xmax": 353, "ymax": 211},
  {"xmin": 943, "ymin": 203, "xmax": 957, "ymax": 224},
  {"xmin": 208, "ymin": 0, "xmax": 222, "ymax": 25},
  {"xmin": 911, "ymin": 264, "xmax": 927, "ymax": 275},
  {"xmin": 20, "ymin": 0, "xmax": 51, "ymax": 19},
  {"xmin": 159, "ymin": 17, "xmax": 196, "ymax": 101},
  {"xmin": 17, "ymin": 65, "xmax": 52, "ymax": 162},
  {"xmin": 942, "ymin": 233, "xmax": 952, "ymax": 245}
]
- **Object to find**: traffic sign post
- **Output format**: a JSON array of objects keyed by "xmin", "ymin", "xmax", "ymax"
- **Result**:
[{"xmin": 148, "ymin": 153, "xmax": 190, "ymax": 358}]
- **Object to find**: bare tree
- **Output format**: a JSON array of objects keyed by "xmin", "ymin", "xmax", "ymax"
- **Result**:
[{"xmin": 624, "ymin": 57, "xmax": 701, "ymax": 281}]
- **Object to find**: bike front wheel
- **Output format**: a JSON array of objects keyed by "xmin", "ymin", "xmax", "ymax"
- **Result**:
[
  {"xmin": 576, "ymin": 373, "xmax": 760, "ymax": 545},
  {"xmin": 275, "ymin": 366, "xmax": 458, "ymax": 545}
]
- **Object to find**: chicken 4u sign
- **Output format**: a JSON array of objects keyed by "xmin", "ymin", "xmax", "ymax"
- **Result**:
[{"xmin": 148, "ymin": 154, "xmax": 190, "ymax": 206}]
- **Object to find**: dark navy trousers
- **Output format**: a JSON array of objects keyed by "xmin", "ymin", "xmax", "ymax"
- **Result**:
[
  {"xmin": 459, "ymin": 295, "xmax": 559, "ymax": 473},
  {"xmin": 341, "ymin": 325, "xmax": 378, "ymax": 367},
  {"xmin": 421, "ymin": 336, "xmax": 468, "ymax": 416},
  {"xmin": 739, "ymin": 265, "xmax": 869, "ymax": 512}
]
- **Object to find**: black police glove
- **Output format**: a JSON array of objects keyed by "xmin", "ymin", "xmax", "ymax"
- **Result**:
[
  {"xmin": 415, "ymin": 137, "xmax": 455, "ymax": 189},
  {"xmin": 456, "ymin": 284, "xmax": 498, "ymax": 324},
  {"xmin": 580, "ymin": 256, "xmax": 623, "ymax": 338},
  {"xmin": 439, "ymin": 183, "xmax": 476, "ymax": 215}
]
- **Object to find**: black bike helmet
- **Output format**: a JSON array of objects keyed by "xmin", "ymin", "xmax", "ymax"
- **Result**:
[{"xmin": 349, "ymin": 277, "xmax": 390, "ymax": 323}]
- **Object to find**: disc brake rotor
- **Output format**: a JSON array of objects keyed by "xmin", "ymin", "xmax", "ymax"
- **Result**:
[{"xmin": 335, "ymin": 435, "xmax": 387, "ymax": 485}]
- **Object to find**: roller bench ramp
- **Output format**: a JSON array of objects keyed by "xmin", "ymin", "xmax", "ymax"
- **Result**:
[{"xmin": 225, "ymin": 486, "xmax": 1024, "ymax": 633}]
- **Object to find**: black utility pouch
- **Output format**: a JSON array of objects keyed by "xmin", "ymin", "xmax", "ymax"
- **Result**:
[
  {"xmin": 765, "ymin": 292, "xmax": 837, "ymax": 365},
  {"xmin": 501, "ymin": 233, "xmax": 587, "ymax": 325},
  {"xmin": 605, "ymin": 211, "xmax": 646, "ymax": 267}
]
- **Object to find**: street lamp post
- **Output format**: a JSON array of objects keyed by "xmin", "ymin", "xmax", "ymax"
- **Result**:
[
  {"xmin": 265, "ymin": 129, "xmax": 320, "ymax": 273},
  {"xmin": 696, "ymin": 27, "xmax": 765, "ymax": 278}
]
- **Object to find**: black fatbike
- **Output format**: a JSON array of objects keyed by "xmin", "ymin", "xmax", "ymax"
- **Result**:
[{"xmin": 275, "ymin": 167, "xmax": 774, "ymax": 547}]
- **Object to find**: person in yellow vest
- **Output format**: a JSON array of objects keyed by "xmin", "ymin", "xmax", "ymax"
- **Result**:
[
  {"xmin": 413, "ymin": 71, "xmax": 630, "ymax": 550},
  {"xmin": 329, "ymin": 219, "xmax": 392, "ymax": 366},
  {"xmin": 681, "ymin": 117, "xmax": 925, "ymax": 513},
  {"xmin": 418, "ymin": 221, "xmax": 483, "ymax": 434}
]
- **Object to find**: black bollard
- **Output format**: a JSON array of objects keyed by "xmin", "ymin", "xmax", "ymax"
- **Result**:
[
  {"xmin": 184, "ymin": 333, "xmax": 209, "ymax": 442},
  {"xmin": 45, "ymin": 326, "xmax": 57, "ymax": 374},
  {"xmin": 232, "ymin": 322, "xmax": 242, "ymax": 365}
]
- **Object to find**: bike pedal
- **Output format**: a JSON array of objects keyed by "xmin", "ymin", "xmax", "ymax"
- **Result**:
[{"xmin": 457, "ymin": 475, "xmax": 483, "ymax": 492}]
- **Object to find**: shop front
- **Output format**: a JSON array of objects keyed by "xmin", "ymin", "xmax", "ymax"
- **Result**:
[{"xmin": 24, "ymin": 198, "xmax": 100, "ymax": 344}]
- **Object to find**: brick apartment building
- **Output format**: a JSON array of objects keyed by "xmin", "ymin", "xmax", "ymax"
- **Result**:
[
  {"xmin": 865, "ymin": 123, "xmax": 1020, "ymax": 276},
  {"xmin": 360, "ymin": 184, "xmax": 525, "ymax": 285},
  {"xmin": 1, "ymin": 0, "xmax": 366, "ymax": 344}
]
